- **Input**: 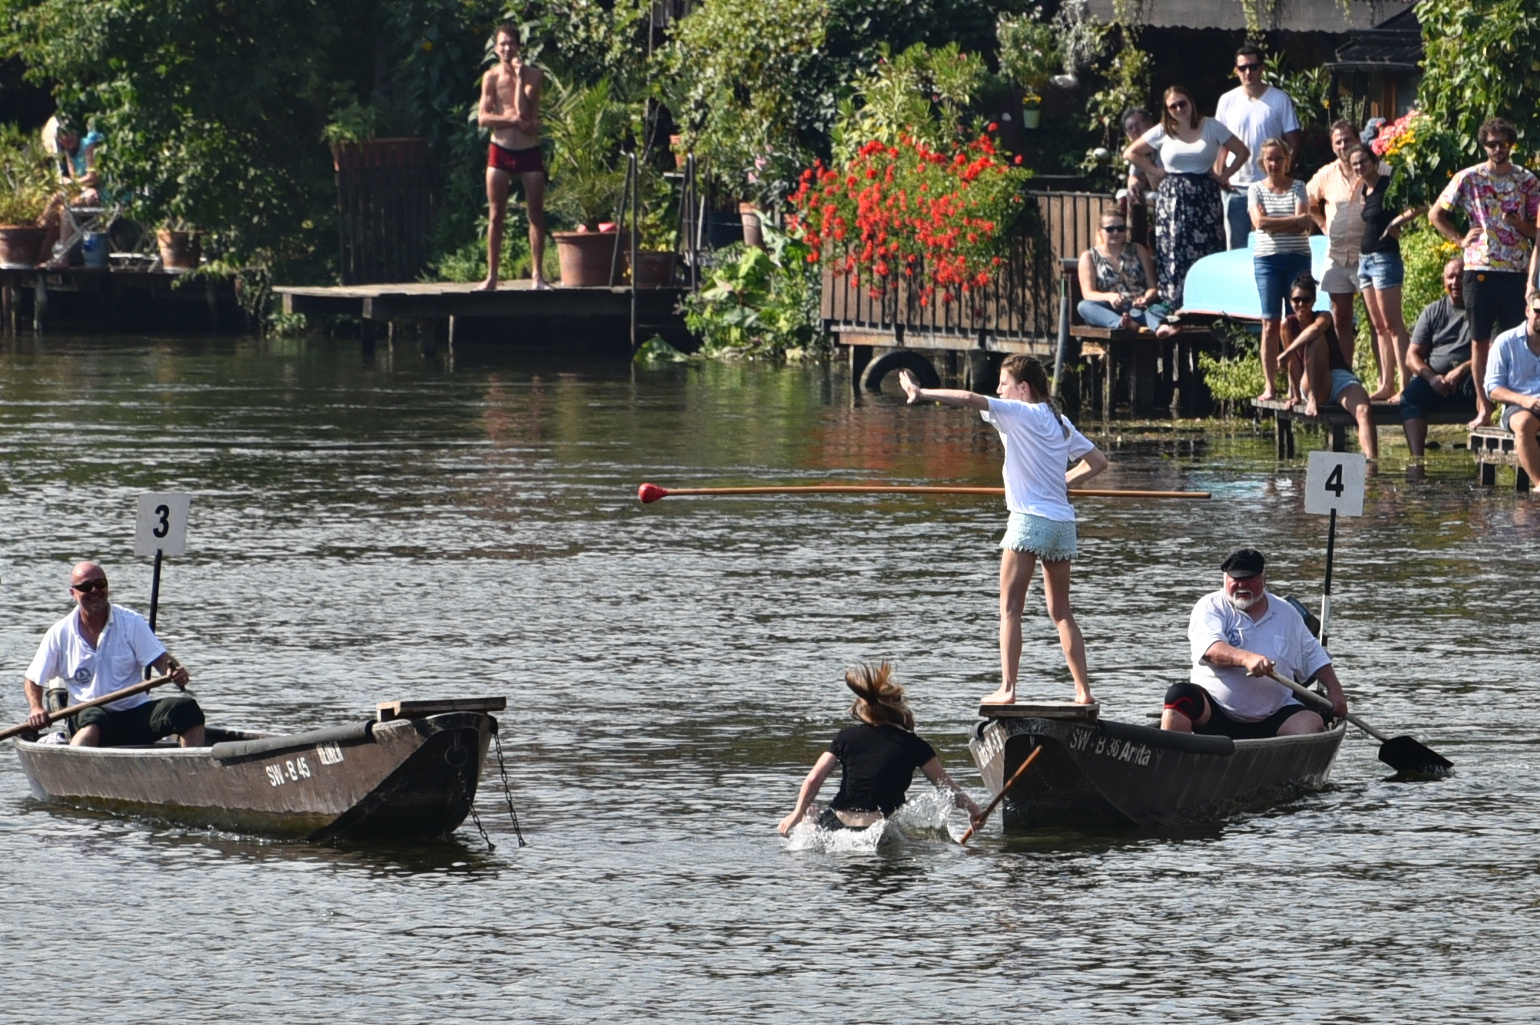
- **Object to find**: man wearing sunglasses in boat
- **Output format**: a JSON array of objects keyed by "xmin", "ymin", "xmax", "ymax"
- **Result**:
[
  {"xmin": 1162, "ymin": 548, "xmax": 1348, "ymax": 738},
  {"xmin": 21, "ymin": 561, "xmax": 202, "ymax": 747}
]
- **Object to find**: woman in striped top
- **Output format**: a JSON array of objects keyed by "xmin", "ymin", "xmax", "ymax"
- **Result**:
[{"xmin": 1249, "ymin": 137, "xmax": 1314, "ymax": 403}]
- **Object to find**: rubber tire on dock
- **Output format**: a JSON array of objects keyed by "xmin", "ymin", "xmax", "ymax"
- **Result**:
[{"xmin": 861, "ymin": 349, "xmax": 940, "ymax": 393}]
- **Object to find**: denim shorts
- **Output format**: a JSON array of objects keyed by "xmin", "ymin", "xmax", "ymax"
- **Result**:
[
  {"xmin": 1000, "ymin": 512, "xmax": 1077, "ymax": 561},
  {"xmin": 1254, "ymin": 251, "xmax": 1314, "ymax": 321},
  {"xmin": 1329, "ymin": 368, "xmax": 1360, "ymax": 403},
  {"xmin": 1357, "ymin": 251, "xmax": 1405, "ymax": 291}
]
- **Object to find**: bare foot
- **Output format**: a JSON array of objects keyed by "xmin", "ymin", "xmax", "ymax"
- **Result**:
[
  {"xmin": 1118, "ymin": 312, "xmax": 1136, "ymax": 331},
  {"xmin": 1155, "ymin": 323, "xmax": 1178, "ymax": 339},
  {"xmin": 531, "ymin": 278, "xmax": 553, "ymax": 291},
  {"xmin": 1257, "ymin": 388, "xmax": 1277, "ymax": 403},
  {"xmin": 1405, "ymin": 463, "xmax": 1427, "ymax": 483},
  {"xmin": 1302, "ymin": 398, "xmax": 1319, "ymax": 417},
  {"xmin": 1468, "ymin": 405, "xmax": 1495, "ymax": 430},
  {"xmin": 473, "ymin": 277, "xmax": 498, "ymax": 292},
  {"xmin": 980, "ymin": 688, "xmax": 1016, "ymax": 705},
  {"xmin": 1384, "ymin": 392, "xmax": 1402, "ymax": 404},
  {"xmin": 1367, "ymin": 387, "xmax": 1394, "ymax": 401},
  {"xmin": 1075, "ymin": 687, "xmax": 1095, "ymax": 705}
]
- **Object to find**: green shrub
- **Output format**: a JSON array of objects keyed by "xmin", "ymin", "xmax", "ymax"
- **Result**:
[
  {"xmin": 1197, "ymin": 318, "xmax": 1265, "ymax": 404},
  {"xmin": 682, "ymin": 224, "xmax": 828, "ymax": 360}
]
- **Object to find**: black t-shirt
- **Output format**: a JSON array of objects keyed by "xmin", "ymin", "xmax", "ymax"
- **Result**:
[
  {"xmin": 1286, "ymin": 313, "xmax": 1348, "ymax": 372},
  {"xmin": 827, "ymin": 722, "xmax": 937, "ymax": 814},
  {"xmin": 1360, "ymin": 175, "xmax": 1400, "ymax": 256}
]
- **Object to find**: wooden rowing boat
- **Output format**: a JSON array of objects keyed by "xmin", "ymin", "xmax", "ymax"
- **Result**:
[
  {"xmin": 12, "ymin": 697, "xmax": 505, "ymax": 841},
  {"xmin": 969, "ymin": 702, "xmax": 1346, "ymax": 830}
]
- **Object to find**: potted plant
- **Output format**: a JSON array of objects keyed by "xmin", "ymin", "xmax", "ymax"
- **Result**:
[
  {"xmin": 997, "ymin": 11, "xmax": 1059, "ymax": 130},
  {"xmin": 629, "ymin": 207, "xmax": 678, "ymax": 288},
  {"xmin": 545, "ymin": 76, "xmax": 629, "ymax": 286},
  {"xmin": 0, "ymin": 125, "xmax": 59, "ymax": 268}
]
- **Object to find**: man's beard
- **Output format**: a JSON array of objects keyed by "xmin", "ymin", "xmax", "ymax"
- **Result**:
[{"xmin": 1226, "ymin": 590, "xmax": 1260, "ymax": 612}]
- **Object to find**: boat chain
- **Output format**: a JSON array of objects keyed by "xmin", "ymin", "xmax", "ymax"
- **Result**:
[{"xmin": 451, "ymin": 721, "xmax": 527, "ymax": 851}]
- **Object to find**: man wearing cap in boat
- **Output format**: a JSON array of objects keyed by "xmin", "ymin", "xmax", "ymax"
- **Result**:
[
  {"xmin": 1162, "ymin": 548, "xmax": 1348, "ymax": 737},
  {"xmin": 21, "ymin": 561, "xmax": 203, "ymax": 747}
]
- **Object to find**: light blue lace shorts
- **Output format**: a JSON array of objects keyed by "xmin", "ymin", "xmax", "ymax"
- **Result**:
[{"xmin": 1000, "ymin": 512, "xmax": 1077, "ymax": 561}]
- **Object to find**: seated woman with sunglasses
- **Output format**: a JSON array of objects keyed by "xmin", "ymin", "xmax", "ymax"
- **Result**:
[
  {"xmin": 1124, "ymin": 85, "xmax": 1250, "ymax": 313},
  {"xmin": 1076, "ymin": 212, "xmax": 1170, "ymax": 334},
  {"xmin": 1278, "ymin": 272, "xmax": 1378, "ymax": 460}
]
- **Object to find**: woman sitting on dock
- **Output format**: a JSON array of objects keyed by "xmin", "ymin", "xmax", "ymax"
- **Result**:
[
  {"xmin": 899, "ymin": 355, "xmax": 1108, "ymax": 706},
  {"xmin": 778, "ymin": 663, "xmax": 984, "ymax": 835},
  {"xmin": 1278, "ymin": 271, "xmax": 1378, "ymax": 459},
  {"xmin": 1076, "ymin": 211, "xmax": 1166, "ymax": 333}
]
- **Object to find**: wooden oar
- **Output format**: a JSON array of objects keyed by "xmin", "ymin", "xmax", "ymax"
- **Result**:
[
  {"xmin": 960, "ymin": 744, "xmax": 1043, "ymax": 845},
  {"xmin": 1267, "ymin": 670, "xmax": 1451, "ymax": 776},
  {"xmin": 0, "ymin": 674, "xmax": 175, "ymax": 742},
  {"xmin": 637, "ymin": 483, "xmax": 1211, "ymax": 503}
]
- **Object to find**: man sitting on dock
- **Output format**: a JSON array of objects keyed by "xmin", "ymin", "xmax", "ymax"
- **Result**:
[
  {"xmin": 1401, "ymin": 257, "xmax": 1475, "ymax": 470},
  {"xmin": 476, "ymin": 22, "xmax": 549, "ymax": 292},
  {"xmin": 1162, "ymin": 548, "xmax": 1347, "ymax": 738},
  {"xmin": 1483, "ymin": 292, "xmax": 1540, "ymax": 489},
  {"xmin": 22, "ymin": 561, "xmax": 201, "ymax": 747}
]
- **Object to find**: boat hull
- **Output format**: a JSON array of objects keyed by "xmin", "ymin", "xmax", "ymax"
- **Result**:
[
  {"xmin": 969, "ymin": 714, "xmax": 1346, "ymax": 830},
  {"xmin": 13, "ymin": 710, "xmax": 495, "ymax": 840}
]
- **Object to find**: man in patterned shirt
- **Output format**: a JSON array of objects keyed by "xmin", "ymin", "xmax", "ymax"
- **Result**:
[{"xmin": 1430, "ymin": 118, "xmax": 1540, "ymax": 428}]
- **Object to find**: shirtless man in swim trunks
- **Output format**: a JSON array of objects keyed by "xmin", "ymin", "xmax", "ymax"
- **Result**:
[{"xmin": 477, "ymin": 23, "xmax": 549, "ymax": 291}]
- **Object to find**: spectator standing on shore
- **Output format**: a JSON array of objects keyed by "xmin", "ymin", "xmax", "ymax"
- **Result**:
[
  {"xmin": 1214, "ymin": 44, "xmax": 1301, "ymax": 251},
  {"xmin": 1118, "ymin": 107, "xmax": 1158, "ymax": 240},
  {"xmin": 1429, "ymin": 117, "xmax": 1539, "ymax": 427},
  {"xmin": 1124, "ymin": 86, "xmax": 1249, "ymax": 311},
  {"xmin": 1308, "ymin": 121, "xmax": 1368, "ymax": 365},
  {"xmin": 1400, "ymin": 257, "xmax": 1475, "ymax": 469},
  {"xmin": 1351, "ymin": 144, "xmax": 1426, "ymax": 401},
  {"xmin": 1249, "ymin": 137, "xmax": 1313, "ymax": 402},
  {"xmin": 476, "ymin": 22, "xmax": 549, "ymax": 292}
]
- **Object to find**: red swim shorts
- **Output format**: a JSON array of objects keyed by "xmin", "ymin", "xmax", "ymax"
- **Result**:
[{"xmin": 488, "ymin": 142, "xmax": 546, "ymax": 177}]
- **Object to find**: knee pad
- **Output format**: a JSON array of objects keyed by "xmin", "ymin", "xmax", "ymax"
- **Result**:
[{"xmin": 1163, "ymin": 681, "xmax": 1208, "ymax": 721}]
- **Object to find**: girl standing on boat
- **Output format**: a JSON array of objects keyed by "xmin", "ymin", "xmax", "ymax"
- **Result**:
[
  {"xmin": 899, "ymin": 355, "xmax": 1108, "ymax": 705},
  {"xmin": 778, "ymin": 662, "xmax": 984, "ymax": 835}
]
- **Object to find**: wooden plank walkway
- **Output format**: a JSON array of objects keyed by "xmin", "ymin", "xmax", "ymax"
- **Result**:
[
  {"xmin": 1251, "ymin": 397, "xmax": 1468, "ymax": 457},
  {"xmin": 0, "ymin": 265, "xmax": 235, "ymax": 333},
  {"xmin": 1469, "ymin": 426, "xmax": 1532, "ymax": 492}
]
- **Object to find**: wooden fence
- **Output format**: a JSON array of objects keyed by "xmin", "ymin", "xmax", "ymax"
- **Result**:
[
  {"xmin": 821, "ymin": 190, "xmax": 1115, "ymax": 345},
  {"xmin": 333, "ymin": 138, "xmax": 435, "ymax": 285}
]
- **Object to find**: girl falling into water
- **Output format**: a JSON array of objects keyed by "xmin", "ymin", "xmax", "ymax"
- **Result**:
[
  {"xmin": 778, "ymin": 662, "xmax": 984, "ymax": 835},
  {"xmin": 899, "ymin": 354, "xmax": 1108, "ymax": 706}
]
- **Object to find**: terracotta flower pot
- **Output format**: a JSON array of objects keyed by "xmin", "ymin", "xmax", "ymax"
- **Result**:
[
  {"xmin": 157, "ymin": 228, "xmax": 202, "ymax": 272},
  {"xmin": 670, "ymin": 134, "xmax": 686, "ymax": 171},
  {"xmin": 0, "ymin": 226, "xmax": 46, "ymax": 269},
  {"xmin": 553, "ymin": 230, "xmax": 625, "ymax": 287},
  {"xmin": 628, "ymin": 250, "xmax": 676, "ymax": 288},
  {"xmin": 739, "ymin": 202, "xmax": 764, "ymax": 250}
]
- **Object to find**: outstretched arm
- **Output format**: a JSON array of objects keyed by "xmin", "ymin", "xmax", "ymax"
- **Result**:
[
  {"xmin": 778, "ymin": 751, "xmax": 837, "ymax": 835},
  {"xmin": 1066, "ymin": 447, "xmax": 1108, "ymax": 487},
  {"xmin": 899, "ymin": 369, "xmax": 989, "ymax": 409},
  {"xmin": 920, "ymin": 757, "xmax": 985, "ymax": 829}
]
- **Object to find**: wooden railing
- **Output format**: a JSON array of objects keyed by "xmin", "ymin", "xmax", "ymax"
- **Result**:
[{"xmin": 821, "ymin": 190, "xmax": 1115, "ymax": 344}]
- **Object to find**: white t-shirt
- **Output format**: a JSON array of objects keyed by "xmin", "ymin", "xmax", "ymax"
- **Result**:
[
  {"xmin": 26, "ymin": 604, "xmax": 167, "ymax": 711},
  {"xmin": 1188, "ymin": 590, "xmax": 1331, "ymax": 720},
  {"xmin": 1140, "ymin": 118, "xmax": 1235, "ymax": 175},
  {"xmin": 980, "ymin": 398, "xmax": 1095, "ymax": 521},
  {"xmin": 1214, "ymin": 85, "xmax": 1300, "ymax": 186}
]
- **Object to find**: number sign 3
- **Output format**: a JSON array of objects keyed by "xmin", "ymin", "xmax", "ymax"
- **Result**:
[
  {"xmin": 1303, "ymin": 452, "xmax": 1365, "ymax": 518},
  {"xmin": 134, "ymin": 493, "xmax": 192, "ymax": 556}
]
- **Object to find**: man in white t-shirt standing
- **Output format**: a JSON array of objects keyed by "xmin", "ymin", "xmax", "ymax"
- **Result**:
[
  {"xmin": 1214, "ymin": 44, "xmax": 1302, "ymax": 250},
  {"xmin": 22, "ymin": 561, "xmax": 201, "ymax": 747},
  {"xmin": 1161, "ymin": 548, "xmax": 1347, "ymax": 738}
]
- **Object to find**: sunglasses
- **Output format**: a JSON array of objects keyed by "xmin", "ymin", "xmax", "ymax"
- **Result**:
[
  {"xmin": 1167, "ymin": 100, "xmax": 1190, "ymax": 111},
  {"xmin": 1289, "ymin": 295, "xmax": 1313, "ymax": 306},
  {"xmin": 1236, "ymin": 62, "xmax": 1261, "ymax": 72},
  {"xmin": 72, "ymin": 578, "xmax": 109, "ymax": 593},
  {"xmin": 1102, "ymin": 224, "xmax": 1128, "ymax": 232},
  {"xmin": 1482, "ymin": 139, "xmax": 1512, "ymax": 149}
]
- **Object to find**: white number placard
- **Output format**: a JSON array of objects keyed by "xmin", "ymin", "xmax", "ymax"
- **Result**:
[
  {"xmin": 134, "ymin": 493, "xmax": 191, "ymax": 557},
  {"xmin": 1303, "ymin": 452, "xmax": 1365, "ymax": 518}
]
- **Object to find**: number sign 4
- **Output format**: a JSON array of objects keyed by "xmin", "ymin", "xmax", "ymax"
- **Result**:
[
  {"xmin": 135, "ymin": 493, "xmax": 191, "ymax": 557},
  {"xmin": 1303, "ymin": 452, "xmax": 1365, "ymax": 518}
]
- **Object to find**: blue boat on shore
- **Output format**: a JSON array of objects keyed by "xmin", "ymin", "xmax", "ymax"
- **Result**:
[{"xmin": 1180, "ymin": 234, "xmax": 1332, "ymax": 321}]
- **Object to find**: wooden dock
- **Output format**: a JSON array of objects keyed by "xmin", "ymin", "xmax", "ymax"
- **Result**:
[
  {"xmin": 0, "ymin": 265, "xmax": 238, "ymax": 333},
  {"xmin": 274, "ymin": 280, "xmax": 691, "ymax": 350},
  {"xmin": 1469, "ymin": 426, "xmax": 1532, "ymax": 492},
  {"xmin": 1251, "ymin": 397, "xmax": 1468, "ymax": 457}
]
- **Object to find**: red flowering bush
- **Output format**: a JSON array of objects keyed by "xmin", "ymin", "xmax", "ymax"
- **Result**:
[{"xmin": 789, "ymin": 127, "xmax": 1033, "ymax": 306}]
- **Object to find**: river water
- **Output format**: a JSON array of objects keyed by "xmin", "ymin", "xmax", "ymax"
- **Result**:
[{"xmin": 1, "ymin": 334, "xmax": 1536, "ymax": 1023}]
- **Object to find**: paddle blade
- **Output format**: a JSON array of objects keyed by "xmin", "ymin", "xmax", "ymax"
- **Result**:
[
  {"xmin": 1378, "ymin": 735, "xmax": 1453, "ymax": 776},
  {"xmin": 637, "ymin": 483, "xmax": 668, "ymax": 504}
]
